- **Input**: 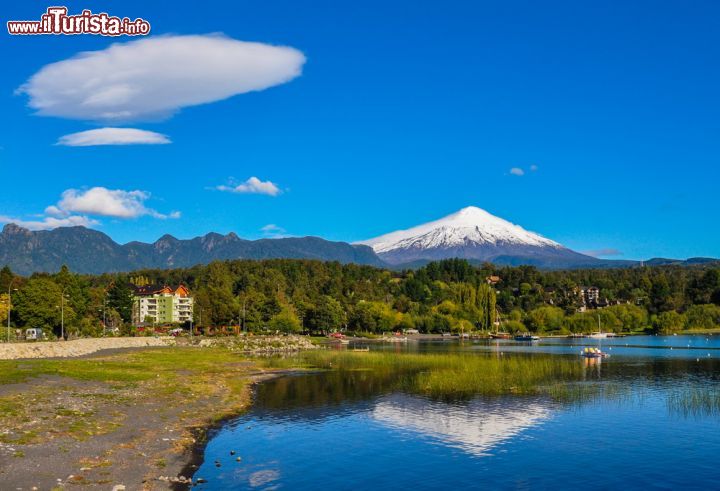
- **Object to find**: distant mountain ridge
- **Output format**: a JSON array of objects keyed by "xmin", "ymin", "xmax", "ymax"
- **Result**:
[{"xmin": 0, "ymin": 224, "xmax": 384, "ymax": 275}]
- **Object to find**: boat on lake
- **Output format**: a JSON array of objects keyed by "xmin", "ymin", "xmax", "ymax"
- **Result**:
[
  {"xmin": 514, "ymin": 333, "xmax": 540, "ymax": 341},
  {"xmin": 588, "ymin": 332, "xmax": 608, "ymax": 339},
  {"xmin": 581, "ymin": 347, "xmax": 609, "ymax": 358},
  {"xmin": 588, "ymin": 313, "xmax": 608, "ymax": 338},
  {"xmin": 491, "ymin": 308, "xmax": 511, "ymax": 339}
]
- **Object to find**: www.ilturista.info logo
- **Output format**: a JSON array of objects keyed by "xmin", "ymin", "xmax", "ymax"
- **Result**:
[{"xmin": 7, "ymin": 7, "xmax": 150, "ymax": 36}]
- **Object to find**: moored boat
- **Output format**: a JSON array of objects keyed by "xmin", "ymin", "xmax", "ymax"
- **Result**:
[
  {"xmin": 581, "ymin": 347, "xmax": 609, "ymax": 358},
  {"xmin": 514, "ymin": 333, "xmax": 540, "ymax": 341}
]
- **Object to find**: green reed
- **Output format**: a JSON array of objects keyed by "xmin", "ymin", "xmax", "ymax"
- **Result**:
[
  {"xmin": 263, "ymin": 350, "xmax": 584, "ymax": 398},
  {"xmin": 668, "ymin": 388, "xmax": 720, "ymax": 417}
]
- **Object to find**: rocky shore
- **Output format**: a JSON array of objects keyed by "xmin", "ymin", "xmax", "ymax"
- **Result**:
[
  {"xmin": 194, "ymin": 335, "xmax": 316, "ymax": 352},
  {"xmin": 0, "ymin": 336, "xmax": 173, "ymax": 360}
]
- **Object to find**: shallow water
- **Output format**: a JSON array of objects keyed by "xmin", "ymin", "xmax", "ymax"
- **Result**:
[{"xmin": 194, "ymin": 335, "xmax": 720, "ymax": 490}]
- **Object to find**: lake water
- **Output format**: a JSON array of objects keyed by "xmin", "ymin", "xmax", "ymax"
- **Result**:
[{"xmin": 194, "ymin": 335, "xmax": 720, "ymax": 489}]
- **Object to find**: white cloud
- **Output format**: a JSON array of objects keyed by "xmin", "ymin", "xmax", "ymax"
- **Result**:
[
  {"xmin": 1, "ymin": 186, "xmax": 180, "ymax": 231},
  {"xmin": 18, "ymin": 34, "xmax": 306, "ymax": 122},
  {"xmin": 583, "ymin": 248, "xmax": 623, "ymax": 258},
  {"xmin": 509, "ymin": 167, "xmax": 525, "ymax": 176},
  {"xmin": 530, "ymin": 164, "xmax": 538, "ymax": 171},
  {"xmin": 51, "ymin": 187, "xmax": 179, "ymax": 219},
  {"xmin": 57, "ymin": 128, "xmax": 170, "ymax": 146},
  {"xmin": 0, "ymin": 214, "xmax": 98, "ymax": 231},
  {"xmin": 261, "ymin": 224, "xmax": 285, "ymax": 233},
  {"xmin": 260, "ymin": 224, "xmax": 287, "ymax": 238},
  {"xmin": 217, "ymin": 177, "xmax": 281, "ymax": 196}
]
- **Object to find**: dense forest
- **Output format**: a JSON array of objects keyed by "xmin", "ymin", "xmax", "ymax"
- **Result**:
[{"xmin": 1, "ymin": 258, "xmax": 720, "ymax": 339}]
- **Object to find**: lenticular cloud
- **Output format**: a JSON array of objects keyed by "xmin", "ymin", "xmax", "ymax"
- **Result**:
[{"xmin": 17, "ymin": 34, "xmax": 306, "ymax": 122}]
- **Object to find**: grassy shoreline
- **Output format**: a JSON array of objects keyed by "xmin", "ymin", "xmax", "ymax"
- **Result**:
[{"xmin": 0, "ymin": 342, "xmax": 312, "ymax": 490}]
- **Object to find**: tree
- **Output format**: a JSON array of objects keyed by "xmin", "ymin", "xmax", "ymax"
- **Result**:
[
  {"xmin": 685, "ymin": 304, "xmax": 720, "ymax": 329},
  {"xmin": 475, "ymin": 283, "xmax": 496, "ymax": 330},
  {"xmin": 13, "ymin": 277, "xmax": 76, "ymax": 336},
  {"xmin": 107, "ymin": 281, "xmax": 133, "ymax": 323},
  {"xmin": 307, "ymin": 296, "xmax": 346, "ymax": 333},
  {"xmin": 268, "ymin": 306, "xmax": 302, "ymax": 333},
  {"xmin": 0, "ymin": 266, "xmax": 14, "ymax": 293},
  {"xmin": 0, "ymin": 293, "xmax": 9, "ymax": 327},
  {"xmin": 526, "ymin": 306, "xmax": 565, "ymax": 333},
  {"xmin": 654, "ymin": 311, "xmax": 686, "ymax": 334}
]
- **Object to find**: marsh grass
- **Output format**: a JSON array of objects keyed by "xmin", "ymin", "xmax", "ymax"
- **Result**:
[
  {"xmin": 668, "ymin": 388, "xmax": 720, "ymax": 417},
  {"xmin": 263, "ymin": 350, "xmax": 583, "ymax": 398},
  {"xmin": 0, "ymin": 348, "xmax": 247, "ymax": 386}
]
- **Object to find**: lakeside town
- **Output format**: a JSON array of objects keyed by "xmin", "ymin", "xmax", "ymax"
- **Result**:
[{"xmin": 2, "ymin": 259, "xmax": 720, "ymax": 344}]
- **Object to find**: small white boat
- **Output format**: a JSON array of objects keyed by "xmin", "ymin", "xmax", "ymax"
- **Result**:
[{"xmin": 588, "ymin": 313, "xmax": 608, "ymax": 338}]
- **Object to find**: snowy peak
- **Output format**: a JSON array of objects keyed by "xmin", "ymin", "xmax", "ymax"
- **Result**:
[{"xmin": 358, "ymin": 206, "xmax": 561, "ymax": 255}]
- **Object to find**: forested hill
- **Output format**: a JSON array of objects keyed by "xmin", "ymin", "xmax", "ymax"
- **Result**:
[
  {"xmin": 2, "ymin": 258, "xmax": 720, "ymax": 338},
  {"xmin": 0, "ymin": 224, "xmax": 384, "ymax": 275}
]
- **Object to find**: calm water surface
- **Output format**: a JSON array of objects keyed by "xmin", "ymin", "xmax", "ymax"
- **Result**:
[{"xmin": 194, "ymin": 336, "xmax": 720, "ymax": 490}]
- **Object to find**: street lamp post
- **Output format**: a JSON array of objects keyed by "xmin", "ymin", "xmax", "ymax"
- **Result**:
[{"xmin": 60, "ymin": 287, "xmax": 69, "ymax": 341}]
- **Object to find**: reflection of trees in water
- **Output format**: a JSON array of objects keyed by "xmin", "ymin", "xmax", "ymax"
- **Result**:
[
  {"xmin": 254, "ymin": 356, "xmax": 720, "ymax": 423},
  {"xmin": 254, "ymin": 370, "xmax": 410, "ymax": 414},
  {"xmin": 584, "ymin": 357, "xmax": 720, "ymax": 384}
]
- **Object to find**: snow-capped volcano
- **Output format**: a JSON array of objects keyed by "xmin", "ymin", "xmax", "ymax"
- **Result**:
[{"xmin": 357, "ymin": 206, "xmax": 599, "ymax": 267}]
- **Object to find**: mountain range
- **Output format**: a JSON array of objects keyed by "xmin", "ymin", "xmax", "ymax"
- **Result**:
[
  {"xmin": 0, "ymin": 223, "xmax": 383, "ymax": 275},
  {"xmin": 0, "ymin": 206, "xmax": 716, "ymax": 275}
]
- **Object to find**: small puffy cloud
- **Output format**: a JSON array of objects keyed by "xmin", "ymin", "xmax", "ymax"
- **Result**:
[
  {"xmin": 57, "ymin": 128, "xmax": 170, "ymax": 146},
  {"xmin": 509, "ymin": 167, "xmax": 525, "ymax": 176},
  {"xmin": 0, "ymin": 214, "xmax": 98, "ymax": 231},
  {"xmin": 1, "ymin": 186, "xmax": 179, "ymax": 231},
  {"xmin": 217, "ymin": 177, "xmax": 281, "ymax": 196},
  {"xmin": 530, "ymin": 164, "xmax": 538, "ymax": 171},
  {"xmin": 260, "ymin": 224, "xmax": 287, "ymax": 238},
  {"xmin": 583, "ymin": 248, "xmax": 623, "ymax": 258},
  {"xmin": 51, "ymin": 187, "xmax": 180, "ymax": 219},
  {"xmin": 18, "ymin": 34, "xmax": 306, "ymax": 122}
]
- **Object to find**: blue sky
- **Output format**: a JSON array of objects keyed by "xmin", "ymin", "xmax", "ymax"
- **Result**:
[{"xmin": 1, "ymin": 0, "xmax": 719, "ymax": 260}]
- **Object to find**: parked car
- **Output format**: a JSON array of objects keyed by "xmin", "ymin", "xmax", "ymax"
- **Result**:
[{"xmin": 25, "ymin": 328, "xmax": 45, "ymax": 341}]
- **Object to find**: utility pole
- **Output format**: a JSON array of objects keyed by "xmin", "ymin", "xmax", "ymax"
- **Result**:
[
  {"xmin": 61, "ymin": 287, "xmax": 66, "ymax": 340},
  {"xmin": 103, "ymin": 294, "xmax": 107, "ymax": 334}
]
